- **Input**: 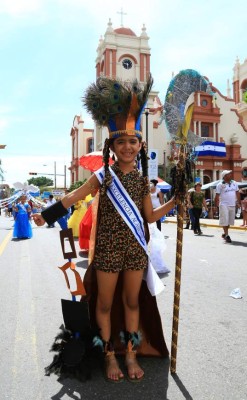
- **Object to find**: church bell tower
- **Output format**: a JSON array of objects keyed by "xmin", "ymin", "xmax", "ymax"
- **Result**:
[{"xmin": 94, "ymin": 18, "xmax": 151, "ymax": 149}]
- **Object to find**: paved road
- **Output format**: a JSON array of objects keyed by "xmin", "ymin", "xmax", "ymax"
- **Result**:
[{"xmin": 0, "ymin": 216, "xmax": 246, "ymax": 400}]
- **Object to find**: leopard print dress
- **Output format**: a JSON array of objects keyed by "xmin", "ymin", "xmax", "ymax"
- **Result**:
[{"xmin": 91, "ymin": 163, "xmax": 150, "ymax": 273}]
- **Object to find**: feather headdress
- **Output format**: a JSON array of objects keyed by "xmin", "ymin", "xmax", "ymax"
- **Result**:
[{"xmin": 83, "ymin": 74, "xmax": 153, "ymax": 138}]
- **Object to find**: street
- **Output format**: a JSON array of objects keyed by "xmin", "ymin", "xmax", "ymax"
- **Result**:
[{"xmin": 0, "ymin": 215, "xmax": 246, "ymax": 400}]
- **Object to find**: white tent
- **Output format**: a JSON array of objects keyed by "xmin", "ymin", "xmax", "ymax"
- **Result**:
[{"xmin": 202, "ymin": 180, "xmax": 247, "ymax": 190}]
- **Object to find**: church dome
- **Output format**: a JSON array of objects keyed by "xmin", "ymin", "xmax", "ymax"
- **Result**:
[{"xmin": 114, "ymin": 27, "xmax": 136, "ymax": 36}]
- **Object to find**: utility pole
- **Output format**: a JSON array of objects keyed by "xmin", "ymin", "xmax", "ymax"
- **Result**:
[
  {"xmin": 163, "ymin": 150, "xmax": 166, "ymax": 180},
  {"xmin": 145, "ymin": 108, "xmax": 149, "ymax": 150},
  {"xmin": 64, "ymin": 165, "xmax": 66, "ymax": 189},
  {"xmin": 54, "ymin": 161, "xmax": 57, "ymax": 189},
  {"xmin": 0, "ymin": 145, "xmax": 6, "ymax": 182},
  {"xmin": 30, "ymin": 162, "xmax": 66, "ymax": 188}
]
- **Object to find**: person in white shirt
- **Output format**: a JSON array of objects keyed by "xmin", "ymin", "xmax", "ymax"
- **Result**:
[
  {"xmin": 46, "ymin": 195, "xmax": 56, "ymax": 227},
  {"xmin": 215, "ymin": 170, "xmax": 241, "ymax": 243},
  {"xmin": 150, "ymin": 179, "xmax": 164, "ymax": 231}
]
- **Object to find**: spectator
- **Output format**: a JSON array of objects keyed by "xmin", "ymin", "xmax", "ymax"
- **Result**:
[
  {"xmin": 184, "ymin": 189, "xmax": 195, "ymax": 230},
  {"xmin": 150, "ymin": 179, "xmax": 164, "ymax": 231},
  {"xmin": 188, "ymin": 183, "xmax": 208, "ymax": 235},
  {"xmin": 240, "ymin": 189, "xmax": 247, "ymax": 227},
  {"xmin": 46, "ymin": 195, "xmax": 56, "ymax": 228},
  {"xmin": 7, "ymin": 203, "xmax": 13, "ymax": 217},
  {"xmin": 215, "ymin": 170, "xmax": 241, "ymax": 243}
]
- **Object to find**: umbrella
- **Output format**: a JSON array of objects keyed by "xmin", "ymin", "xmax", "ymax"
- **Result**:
[
  {"xmin": 157, "ymin": 178, "xmax": 172, "ymax": 192},
  {"xmin": 79, "ymin": 151, "xmax": 114, "ymax": 172}
]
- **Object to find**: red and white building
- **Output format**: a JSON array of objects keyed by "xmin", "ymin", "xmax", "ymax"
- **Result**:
[{"xmin": 69, "ymin": 20, "xmax": 247, "ymax": 185}]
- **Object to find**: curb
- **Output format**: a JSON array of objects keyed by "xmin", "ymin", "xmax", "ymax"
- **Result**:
[{"xmin": 164, "ymin": 219, "xmax": 247, "ymax": 231}]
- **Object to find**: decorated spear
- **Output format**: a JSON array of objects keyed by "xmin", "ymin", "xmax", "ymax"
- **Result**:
[{"xmin": 162, "ymin": 69, "xmax": 214, "ymax": 373}]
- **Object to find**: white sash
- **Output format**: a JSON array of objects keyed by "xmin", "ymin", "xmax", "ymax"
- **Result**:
[
  {"xmin": 95, "ymin": 166, "xmax": 164, "ymax": 296},
  {"xmin": 19, "ymin": 203, "xmax": 28, "ymax": 213}
]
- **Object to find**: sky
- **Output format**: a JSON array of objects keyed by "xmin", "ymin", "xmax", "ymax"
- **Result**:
[{"xmin": 0, "ymin": 0, "xmax": 246, "ymax": 188}]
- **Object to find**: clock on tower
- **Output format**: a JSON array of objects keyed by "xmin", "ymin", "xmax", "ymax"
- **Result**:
[{"xmin": 122, "ymin": 58, "xmax": 133, "ymax": 70}]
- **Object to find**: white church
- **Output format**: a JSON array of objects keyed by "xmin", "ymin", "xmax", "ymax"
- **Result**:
[{"xmin": 69, "ymin": 19, "xmax": 247, "ymax": 187}]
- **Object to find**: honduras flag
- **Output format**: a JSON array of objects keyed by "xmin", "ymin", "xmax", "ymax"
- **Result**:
[{"xmin": 194, "ymin": 141, "xmax": 226, "ymax": 157}]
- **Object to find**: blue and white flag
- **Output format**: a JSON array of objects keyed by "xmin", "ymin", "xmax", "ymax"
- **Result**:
[{"xmin": 194, "ymin": 141, "xmax": 226, "ymax": 157}]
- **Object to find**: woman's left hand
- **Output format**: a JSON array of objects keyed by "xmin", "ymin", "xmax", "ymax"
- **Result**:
[{"xmin": 32, "ymin": 213, "xmax": 45, "ymax": 226}]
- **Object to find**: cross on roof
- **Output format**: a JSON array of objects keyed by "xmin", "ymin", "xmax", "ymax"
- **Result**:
[{"xmin": 117, "ymin": 7, "xmax": 127, "ymax": 27}]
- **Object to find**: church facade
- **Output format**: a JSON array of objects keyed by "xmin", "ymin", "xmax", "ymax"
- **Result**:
[{"xmin": 69, "ymin": 20, "xmax": 247, "ymax": 186}]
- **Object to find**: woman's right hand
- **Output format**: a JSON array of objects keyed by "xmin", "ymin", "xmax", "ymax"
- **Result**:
[{"xmin": 32, "ymin": 213, "xmax": 45, "ymax": 226}]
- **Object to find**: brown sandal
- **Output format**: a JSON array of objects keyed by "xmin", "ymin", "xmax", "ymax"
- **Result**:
[
  {"xmin": 125, "ymin": 349, "xmax": 144, "ymax": 383},
  {"xmin": 105, "ymin": 351, "xmax": 124, "ymax": 383}
]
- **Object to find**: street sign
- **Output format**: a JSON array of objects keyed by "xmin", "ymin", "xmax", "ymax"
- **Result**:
[{"xmin": 52, "ymin": 190, "xmax": 65, "ymax": 196}]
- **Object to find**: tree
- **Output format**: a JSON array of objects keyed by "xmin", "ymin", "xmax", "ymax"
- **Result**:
[
  {"xmin": 28, "ymin": 176, "xmax": 54, "ymax": 187},
  {"xmin": 68, "ymin": 180, "xmax": 86, "ymax": 192}
]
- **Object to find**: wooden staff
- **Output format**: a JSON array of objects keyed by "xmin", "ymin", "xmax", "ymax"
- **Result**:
[{"xmin": 170, "ymin": 144, "xmax": 187, "ymax": 374}]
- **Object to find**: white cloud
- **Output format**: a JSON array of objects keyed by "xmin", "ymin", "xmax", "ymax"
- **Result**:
[{"xmin": 0, "ymin": 0, "xmax": 44, "ymax": 17}]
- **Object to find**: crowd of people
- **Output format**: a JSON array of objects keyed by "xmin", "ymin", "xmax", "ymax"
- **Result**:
[
  {"xmin": 183, "ymin": 170, "xmax": 246, "ymax": 243},
  {"xmin": 1, "ymin": 171, "xmax": 246, "ymax": 246}
]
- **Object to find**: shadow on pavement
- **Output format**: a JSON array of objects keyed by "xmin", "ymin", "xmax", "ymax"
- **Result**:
[
  {"xmin": 50, "ymin": 356, "xmax": 170, "ymax": 400},
  {"xmin": 11, "ymin": 237, "xmax": 30, "ymax": 241},
  {"xmin": 230, "ymin": 241, "xmax": 247, "ymax": 247},
  {"xmin": 193, "ymin": 234, "xmax": 215, "ymax": 237},
  {"xmin": 78, "ymin": 251, "xmax": 89, "ymax": 258},
  {"xmin": 171, "ymin": 373, "xmax": 194, "ymax": 399},
  {"xmin": 76, "ymin": 260, "xmax": 89, "ymax": 269}
]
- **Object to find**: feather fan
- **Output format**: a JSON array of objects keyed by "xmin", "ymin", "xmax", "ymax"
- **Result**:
[{"xmin": 83, "ymin": 74, "xmax": 153, "ymax": 130}]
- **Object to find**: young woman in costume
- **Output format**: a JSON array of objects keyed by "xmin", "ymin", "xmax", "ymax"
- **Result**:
[
  {"xmin": 33, "ymin": 76, "xmax": 176, "ymax": 383},
  {"xmin": 13, "ymin": 195, "xmax": 33, "ymax": 239},
  {"xmin": 67, "ymin": 199, "xmax": 87, "ymax": 237}
]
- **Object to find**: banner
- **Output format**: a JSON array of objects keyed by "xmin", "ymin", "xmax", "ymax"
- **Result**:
[{"xmin": 148, "ymin": 149, "xmax": 158, "ymax": 179}]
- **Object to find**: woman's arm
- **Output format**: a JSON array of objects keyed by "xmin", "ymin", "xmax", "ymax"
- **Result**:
[
  {"xmin": 142, "ymin": 194, "xmax": 175, "ymax": 223},
  {"xmin": 236, "ymin": 190, "xmax": 241, "ymax": 207},
  {"xmin": 202, "ymin": 196, "xmax": 208, "ymax": 209},
  {"xmin": 187, "ymin": 193, "xmax": 193, "ymax": 208},
  {"xmin": 62, "ymin": 175, "xmax": 99, "ymax": 209},
  {"xmin": 158, "ymin": 191, "xmax": 164, "ymax": 205},
  {"xmin": 214, "ymin": 193, "xmax": 220, "ymax": 207}
]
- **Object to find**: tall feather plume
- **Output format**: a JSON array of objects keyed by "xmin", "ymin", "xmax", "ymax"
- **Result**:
[
  {"xmin": 83, "ymin": 77, "xmax": 130, "ymax": 127},
  {"xmin": 82, "ymin": 74, "xmax": 153, "ymax": 130},
  {"xmin": 134, "ymin": 74, "xmax": 154, "ymax": 114}
]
